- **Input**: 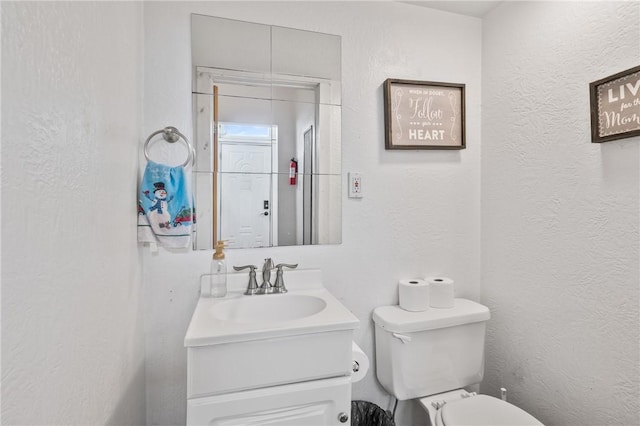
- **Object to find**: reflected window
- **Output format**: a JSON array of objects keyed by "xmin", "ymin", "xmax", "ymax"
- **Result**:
[{"xmin": 219, "ymin": 123, "xmax": 275, "ymax": 140}]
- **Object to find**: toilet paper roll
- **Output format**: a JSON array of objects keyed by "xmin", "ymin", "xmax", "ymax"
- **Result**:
[
  {"xmin": 351, "ymin": 342, "xmax": 370, "ymax": 383},
  {"xmin": 398, "ymin": 279, "xmax": 430, "ymax": 312},
  {"xmin": 426, "ymin": 277, "xmax": 455, "ymax": 308}
]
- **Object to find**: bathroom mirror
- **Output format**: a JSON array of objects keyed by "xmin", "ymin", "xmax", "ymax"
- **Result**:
[{"xmin": 191, "ymin": 14, "xmax": 342, "ymax": 250}]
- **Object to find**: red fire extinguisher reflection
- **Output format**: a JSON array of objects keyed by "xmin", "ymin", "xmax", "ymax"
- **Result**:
[{"xmin": 289, "ymin": 158, "xmax": 298, "ymax": 185}]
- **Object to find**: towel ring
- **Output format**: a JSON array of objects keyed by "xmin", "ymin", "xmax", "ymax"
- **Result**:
[{"xmin": 144, "ymin": 126, "xmax": 193, "ymax": 167}]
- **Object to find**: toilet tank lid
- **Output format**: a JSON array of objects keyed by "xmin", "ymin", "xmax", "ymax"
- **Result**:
[{"xmin": 372, "ymin": 299, "xmax": 490, "ymax": 333}]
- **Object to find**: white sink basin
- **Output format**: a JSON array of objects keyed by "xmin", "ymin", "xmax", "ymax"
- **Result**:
[
  {"xmin": 184, "ymin": 269, "xmax": 359, "ymax": 398},
  {"xmin": 185, "ymin": 269, "xmax": 358, "ymax": 346},
  {"xmin": 212, "ymin": 294, "xmax": 327, "ymax": 323}
]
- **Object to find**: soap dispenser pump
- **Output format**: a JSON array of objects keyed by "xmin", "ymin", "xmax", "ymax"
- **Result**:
[{"xmin": 210, "ymin": 240, "xmax": 227, "ymax": 298}]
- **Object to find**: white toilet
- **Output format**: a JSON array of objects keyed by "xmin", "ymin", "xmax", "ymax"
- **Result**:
[{"xmin": 373, "ymin": 298, "xmax": 544, "ymax": 426}]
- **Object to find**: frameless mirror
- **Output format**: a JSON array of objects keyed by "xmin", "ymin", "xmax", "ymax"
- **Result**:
[{"xmin": 191, "ymin": 14, "xmax": 342, "ymax": 249}]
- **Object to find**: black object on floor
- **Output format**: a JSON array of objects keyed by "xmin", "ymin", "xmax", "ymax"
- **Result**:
[{"xmin": 351, "ymin": 400, "xmax": 396, "ymax": 426}]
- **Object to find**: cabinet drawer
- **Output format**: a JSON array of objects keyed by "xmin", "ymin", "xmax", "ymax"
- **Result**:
[{"xmin": 187, "ymin": 376, "xmax": 351, "ymax": 426}]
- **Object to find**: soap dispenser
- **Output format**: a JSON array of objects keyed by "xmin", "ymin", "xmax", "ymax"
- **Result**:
[{"xmin": 210, "ymin": 240, "xmax": 227, "ymax": 298}]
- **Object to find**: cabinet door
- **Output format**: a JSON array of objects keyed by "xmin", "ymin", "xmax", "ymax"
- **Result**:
[{"xmin": 187, "ymin": 376, "xmax": 351, "ymax": 426}]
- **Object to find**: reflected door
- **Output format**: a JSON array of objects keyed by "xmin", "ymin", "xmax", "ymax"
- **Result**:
[{"xmin": 219, "ymin": 143, "xmax": 272, "ymax": 248}]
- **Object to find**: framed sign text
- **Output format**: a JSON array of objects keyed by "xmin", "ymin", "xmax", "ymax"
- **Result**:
[
  {"xmin": 589, "ymin": 65, "xmax": 640, "ymax": 143},
  {"xmin": 384, "ymin": 79, "xmax": 465, "ymax": 150}
]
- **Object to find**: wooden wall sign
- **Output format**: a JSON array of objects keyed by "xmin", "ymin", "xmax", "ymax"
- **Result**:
[
  {"xmin": 590, "ymin": 65, "xmax": 640, "ymax": 143},
  {"xmin": 384, "ymin": 78, "xmax": 465, "ymax": 150}
]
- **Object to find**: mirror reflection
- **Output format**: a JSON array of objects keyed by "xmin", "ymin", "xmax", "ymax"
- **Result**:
[{"xmin": 191, "ymin": 15, "xmax": 342, "ymax": 249}]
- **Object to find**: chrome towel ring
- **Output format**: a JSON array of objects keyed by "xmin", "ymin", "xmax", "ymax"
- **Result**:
[{"xmin": 143, "ymin": 126, "xmax": 194, "ymax": 167}]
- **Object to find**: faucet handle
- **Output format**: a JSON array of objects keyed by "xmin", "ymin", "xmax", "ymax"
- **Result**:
[
  {"xmin": 274, "ymin": 263, "xmax": 298, "ymax": 270},
  {"xmin": 233, "ymin": 265, "xmax": 259, "ymax": 295},
  {"xmin": 233, "ymin": 265, "xmax": 256, "ymax": 271},
  {"xmin": 272, "ymin": 263, "xmax": 298, "ymax": 293}
]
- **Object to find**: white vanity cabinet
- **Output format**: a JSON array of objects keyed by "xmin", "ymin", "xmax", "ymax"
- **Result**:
[
  {"xmin": 187, "ymin": 376, "xmax": 351, "ymax": 425},
  {"xmin": 184, "ymin": 270, "xmax": 360, "ymax": 426},
  {"xmin": 185, "ymin": 329, "xmax": 354, "ymax": 426}
]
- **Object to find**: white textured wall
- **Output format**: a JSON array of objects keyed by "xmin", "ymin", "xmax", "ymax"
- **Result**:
[
  {"xmin": 481, "ymin": 2, "xmax": 640, "ymax": 425},
  {"xmin": 1, "ymin": 2, "xmax": 145, "ymax": 424},
  {"xmin": 142, "ymin": 2, "xmax": 481, "ymax": 425}
]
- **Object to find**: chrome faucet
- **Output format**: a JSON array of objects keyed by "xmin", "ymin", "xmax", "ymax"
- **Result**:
[
  {"xmin": 259, "ymin": 258, "xmax": 274, "ymax": 294},
  {"xmin": 234, "ymin": 259, "xmax": 297, "ymax": 295}
]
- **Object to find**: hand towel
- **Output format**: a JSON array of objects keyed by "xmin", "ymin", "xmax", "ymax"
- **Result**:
[{"xmin": 138, "ymin": 160, "xmax": 194, "ymax": 248}]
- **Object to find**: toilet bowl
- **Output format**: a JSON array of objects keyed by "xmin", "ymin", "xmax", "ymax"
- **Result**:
[
  {"xmin": 419, "ymin": 389, "xmax": 542, "ymax": 426},
  {"xmin": 373, "ymin": 299, "xmax": 544, "ymax": 426}
]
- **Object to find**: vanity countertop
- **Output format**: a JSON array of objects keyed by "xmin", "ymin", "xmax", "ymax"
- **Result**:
[{"xmin": 184, "ymin": 269, "xmax": 359, "ymax": 347}]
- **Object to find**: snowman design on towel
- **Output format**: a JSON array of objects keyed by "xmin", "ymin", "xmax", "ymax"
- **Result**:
[
  {"xmin": 138, "ymin": 160, "xmax": 193, "ymax": 248},
  {"xmin": 144, "ymin": 181, "xmax": 173, "ymax": 229}
]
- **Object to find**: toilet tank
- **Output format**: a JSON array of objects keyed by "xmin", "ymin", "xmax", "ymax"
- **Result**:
[{"xmin": 373, "ymin": 299, "xmax": 490, "ymax": 401}]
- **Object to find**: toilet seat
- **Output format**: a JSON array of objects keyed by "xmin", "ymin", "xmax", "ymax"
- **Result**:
[{"xmin": 437, "ymin": 395, "xmax": 543, "ymax": 426}]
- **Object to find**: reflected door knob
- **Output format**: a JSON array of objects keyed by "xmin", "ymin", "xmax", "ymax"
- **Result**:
[
  {"xmin": 261, "ymin": 211, "xmax": 269, "ymax": 216},
  {"xmin": 338, "ymin": 412, "xmax": 349, "ymax": 423}
]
